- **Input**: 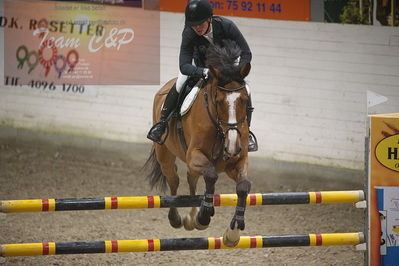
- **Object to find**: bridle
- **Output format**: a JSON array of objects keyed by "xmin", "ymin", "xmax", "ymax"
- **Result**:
[{"xmin": 204, "ymin": 81, "xmax": 248, "ymax": 160}]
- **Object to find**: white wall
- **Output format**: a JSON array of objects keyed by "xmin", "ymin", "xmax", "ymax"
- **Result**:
[{"xmin": 1, "ymin": 10, "xmax": 399, "ymax": 171}]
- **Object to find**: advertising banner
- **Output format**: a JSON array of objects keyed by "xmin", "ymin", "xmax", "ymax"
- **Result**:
[
  {"xmin": 369, "ymin": 113, "xmax": 399, "ymax": 266},
  {"xmin": 3, "ymin": 0, "xmax": 160, "ymax": 88},
  {"xmin": 160, "ymin": 0, "xmax": 310, "ymax": 21}
]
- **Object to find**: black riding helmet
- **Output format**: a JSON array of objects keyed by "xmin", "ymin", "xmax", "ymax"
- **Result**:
[{"xmin": 185, "ymin": 0, "xmax": 213, "ymax": 27}]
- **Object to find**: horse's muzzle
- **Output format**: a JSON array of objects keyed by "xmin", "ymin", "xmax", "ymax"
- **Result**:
[{"xmin": 223, "ymin": 146, "xmax": 241, "ymax": 161}]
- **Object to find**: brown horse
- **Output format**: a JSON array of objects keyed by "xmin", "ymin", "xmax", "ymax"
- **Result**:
[{"xmin": 144, "ymin": 41, "xmax": 251, "ymax": 247}]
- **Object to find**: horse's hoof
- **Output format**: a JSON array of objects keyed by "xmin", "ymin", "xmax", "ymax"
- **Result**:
[
  {"xmin": 223, "ymin": 228, "xmax": 240, "ymax": 247},
  {"xmin": 194, "ymin": 215, "xmax": 209, "ymax": 230},
  {"xmin": 183, "ymin": 215, "xmax": 195, "ymax": 231},
  {"xmin": 169, "ymin": 215, "xmax": 183, "ymax": 229}
]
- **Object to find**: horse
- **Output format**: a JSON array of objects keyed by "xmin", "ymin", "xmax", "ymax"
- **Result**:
[{"xmin": 144, "ymin": 41, "xmax": 252, "ymax": 247}]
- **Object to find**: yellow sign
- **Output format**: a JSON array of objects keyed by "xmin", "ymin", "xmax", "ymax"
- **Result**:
[
  {"xmin": 375, "ymin": 134, "xmax": 399, "ymax": 172},
  {"xmin": 369, "ymin": 113, "xmax": 399, "ymax": 266}
]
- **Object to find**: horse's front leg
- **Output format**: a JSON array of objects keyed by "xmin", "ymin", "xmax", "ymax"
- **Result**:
[
  {"xmin": 224, "ymin": 164, "xmax": 251, "ymax": 247},
  {"xmin": 195, "ymin": 165, "xmax": 218, "ymax": 229},
  {"xmin": 230, "ymin": 179, "xmax": 251, "ymax": 230},
  {"xmin": 187, "ymin": 149, "xmax": 217, "ymax": 230}
]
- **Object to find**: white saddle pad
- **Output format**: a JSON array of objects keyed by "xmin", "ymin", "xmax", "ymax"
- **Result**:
[{"xmin": 180, "ymin": 81, "xmax": 202, "ymax": 116}]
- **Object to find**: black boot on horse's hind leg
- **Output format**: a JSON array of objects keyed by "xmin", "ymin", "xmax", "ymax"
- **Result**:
[
  {"xmin": 147, "ymin": 83, "xmax": 179, "ymax": 144},
  {"xmin": 247, "ymin": 94, "xmax": 258, "ymax": 152},
  {"xmin": 168, "ymin": 207, "xmax": 183, "ymax": 228}
]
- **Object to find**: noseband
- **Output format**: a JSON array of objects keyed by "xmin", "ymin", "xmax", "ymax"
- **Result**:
[{"xmin": 204, "ymin": 82, "xmax": 247, "ymax": 160}]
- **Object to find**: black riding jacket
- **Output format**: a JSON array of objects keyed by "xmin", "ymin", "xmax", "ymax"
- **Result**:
[{"xmin": 179, "ymin": 16, "xmax": 252, "ymax": 78}]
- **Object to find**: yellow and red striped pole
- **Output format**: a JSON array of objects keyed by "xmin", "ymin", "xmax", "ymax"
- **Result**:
[
  {"xmin": 0, "ymin": 232, "xmax": 364, "ymax": 257},
  {"xmin": 0, "ymin": 190, "xmax": 365, "ymax": 213}
]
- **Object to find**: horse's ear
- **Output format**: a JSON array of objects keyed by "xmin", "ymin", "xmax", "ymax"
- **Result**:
[
  {"xmin": 240, "ymin": 63, "xmax": 251, "ymax": 78},
  {"xmin": 209, "ymin": 66, "xmax": 222, "ymax": 80}
]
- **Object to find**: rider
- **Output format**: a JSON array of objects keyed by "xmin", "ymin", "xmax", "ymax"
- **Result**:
[{"xmin": 147, "ymin": 0, "xmax": 258, "ymax": 152}]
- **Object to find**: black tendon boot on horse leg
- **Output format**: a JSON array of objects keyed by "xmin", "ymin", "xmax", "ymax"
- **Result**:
[
  {"xmin": 194, "ymin": 166, "xmax": 217, "ymax": 230},
  {"xmin": 247, "ymin": 94, "xmax": 258, "ymax": 152},
  {"xmin": 223, "ymin": 179, "xmax": 251, "ymax": 247},
  {"xmin": 147, "ymin": 84, "xmax": 179, "ymax": 144}
]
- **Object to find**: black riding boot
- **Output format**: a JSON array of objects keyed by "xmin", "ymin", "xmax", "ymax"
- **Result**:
[
  {"xmin": 147, "ymin": 84, "xmax": 179, "ymax": 144},
  {"xmin": 247, "ymin": 94, "xmax": 258, "ymax": 152}
]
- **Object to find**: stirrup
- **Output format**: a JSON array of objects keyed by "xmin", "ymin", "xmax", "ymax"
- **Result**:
[
  {"xmin": 147, "ymin": 121, "xmax": 170, "ymax": 145},
  {"xmin": 248, "ymin": 131, "xmax": 258, "ymax": 152}
]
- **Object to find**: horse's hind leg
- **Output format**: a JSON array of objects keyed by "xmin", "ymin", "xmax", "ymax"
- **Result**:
[
  {"xmin": 155, "ymin": 145, "xmax": 182, "ymax": 228},
  {"xmin": 183, "ymin": 171, "xmax": 200, "ymax": 231}
]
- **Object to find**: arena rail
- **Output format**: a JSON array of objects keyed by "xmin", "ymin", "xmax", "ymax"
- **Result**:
[
  {"xmin": 0, "ymin": 190, "xmax": 365, "ymax": 213},
  {"xmin": 0, "ymin": 233, "xmax": 365, "ymax": 257}
]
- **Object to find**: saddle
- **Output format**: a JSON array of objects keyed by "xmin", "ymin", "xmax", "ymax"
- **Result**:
[{"xmin": 175, "ymin": 77, "xmax": 203, "ymax": 116}]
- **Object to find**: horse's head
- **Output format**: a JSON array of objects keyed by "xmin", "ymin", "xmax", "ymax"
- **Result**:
[{"xmin": 205, "ymin": 41, "xmax": 251, "ymax": 160}]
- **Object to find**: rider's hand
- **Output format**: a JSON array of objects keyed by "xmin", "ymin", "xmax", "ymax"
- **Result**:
[{"xmin": 203, "ymin": 68, "xmax": 213, "ymax": 81}]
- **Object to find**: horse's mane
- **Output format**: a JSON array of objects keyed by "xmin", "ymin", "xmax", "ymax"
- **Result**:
[{"xmin": 205, "ymin": 40, "xmax": 244, "ymax": 84}]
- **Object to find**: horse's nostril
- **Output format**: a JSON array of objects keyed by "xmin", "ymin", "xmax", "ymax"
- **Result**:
[{"xmin": 223, "ymin": 155, "xmax": 229, "ymax": 161}]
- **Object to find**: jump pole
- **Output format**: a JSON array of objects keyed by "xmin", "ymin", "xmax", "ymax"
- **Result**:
[
  {"xmin": 0, "ymin": 190, "xmax": 365, "ymax": 213},
  {"xmin": 0, "ymin": 233, "xmax": 364, "ymax": 257}
]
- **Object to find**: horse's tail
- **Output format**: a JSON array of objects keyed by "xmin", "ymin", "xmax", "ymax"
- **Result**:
[{"xmin": 143, "ymin": 146, "xmax": 167, "ymax": 192}]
